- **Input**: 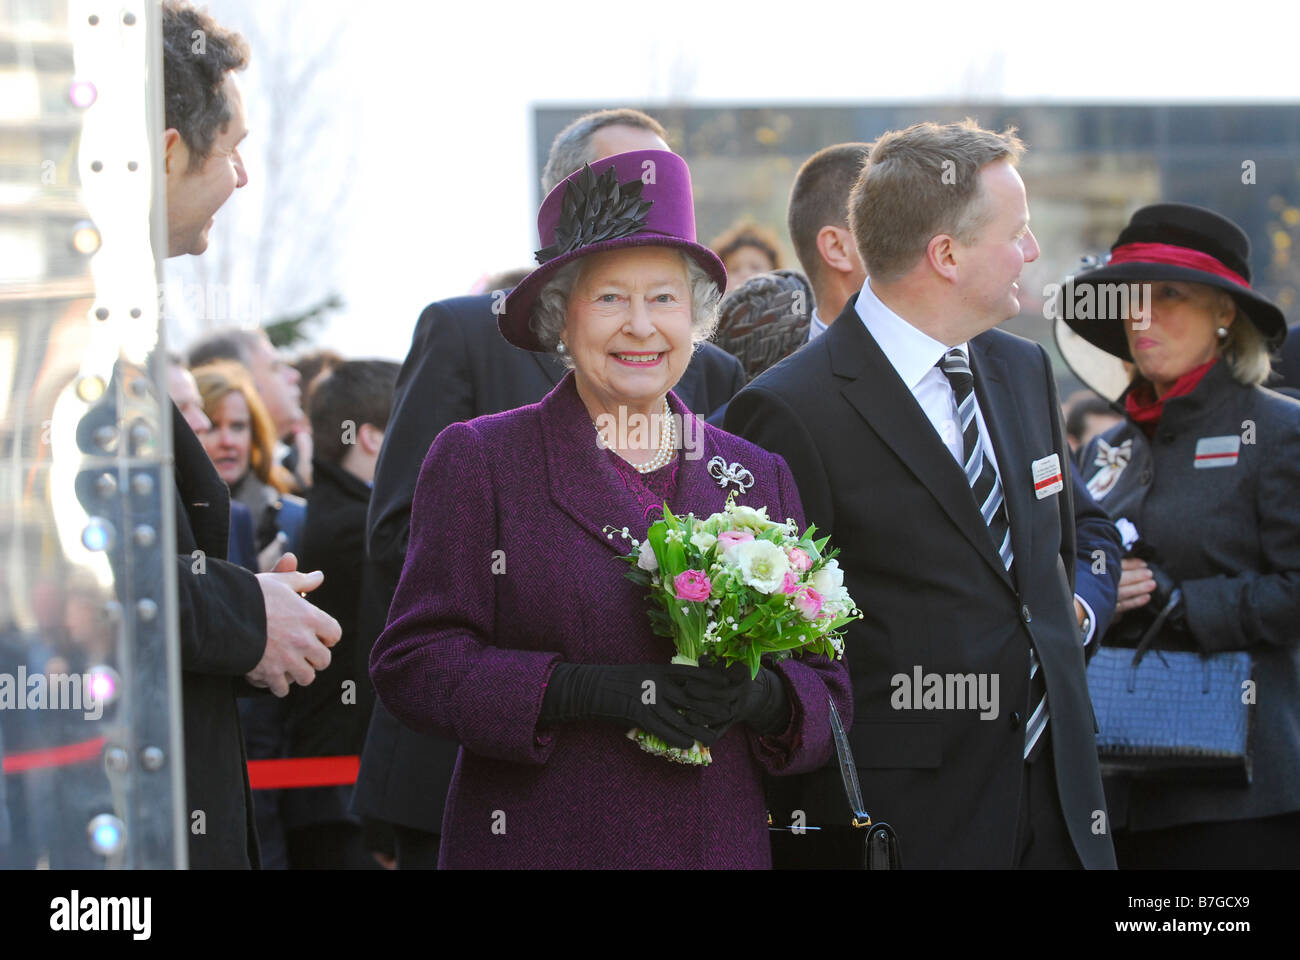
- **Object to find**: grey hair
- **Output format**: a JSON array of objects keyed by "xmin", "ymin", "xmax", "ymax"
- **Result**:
[
  {"xmin": 530, "ymin": 250, "xmax": 721, "ymax": 370},
  {"xmin": 541, "ymin": 108, "xmax": 667, "ymax": 194}
]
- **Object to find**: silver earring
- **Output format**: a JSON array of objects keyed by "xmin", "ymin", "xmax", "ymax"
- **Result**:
[
  {"xmin": 1217, "ymin": 326, "xmax": 1229, "ymax": 341},
  {"xmin": 556, "ymin": 340, "xmax": 566, "ymax": 355}
]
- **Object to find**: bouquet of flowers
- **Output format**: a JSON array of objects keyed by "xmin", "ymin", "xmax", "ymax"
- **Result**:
[{"xmin": 607, "ymin": 493, "xmax": 860, "ymax": 765}]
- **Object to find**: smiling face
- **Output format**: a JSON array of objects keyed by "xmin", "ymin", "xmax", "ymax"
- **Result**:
[
  {"xmin": 200, "ymin": 390, "xmax": 252, "ymax": 487},
  {"xmin": 1124, "ymin": 280, "xmax": 1232, "ymax": 396},
  {"xmin": 164, "ymin": 72, "xmax": 249, "ymax": 257},
  {"xmin": 953, "ymin": 161, "xmax": 1040, "ymax": 331},
  {"xmin": 563, "ymin": 246, "xmax": 695, "ymax": 415}
]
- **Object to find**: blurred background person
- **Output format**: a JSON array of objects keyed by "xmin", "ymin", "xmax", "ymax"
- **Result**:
[
  {"xmin": 283, "ymin": 359, "xmax": 398, "ymax": 869},
  {"xmin": 1271, "ymin": 321, "xmax": 1300, "ymax": 398},
  {"xmin": 193, "ymin": 361, "xmax": 305, "ymax": 569},
  {"xmin": 709, "ymin": 269, "xmax": 814, "ymax": 396},
  {"xmin": 188, "ymin": 326, "xmax": 310, "ymax": 491},
  {"xmin": 1064, "ymin": 392, "xmax": 1124, "ymax": 454},
  {"xmin": 292, "ymin": 348, "xmax": 344, "ymax": 405},
  {"xmin": 1068, "ymin": 203, "xmax": 1300, "ymax": 868},
  {"xmin": 711, "ymin": 218, "xmax": 783, "ymax": 295},
  {"xmin": 785, "ymin": 143, "xmax": 870, "ymax": 342},
  {"xmin": 192, "ymin": 359, "xmax": 308, "ymax": 869}
]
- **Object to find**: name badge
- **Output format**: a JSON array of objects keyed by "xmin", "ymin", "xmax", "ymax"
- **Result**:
[
  {"xmin": 1194, "ymin": 435, "xmax": 1240, "ymax": 469},
  {"xmin": 1031, "ymin": 453, "xmax": 1064, "ymax": 499}
]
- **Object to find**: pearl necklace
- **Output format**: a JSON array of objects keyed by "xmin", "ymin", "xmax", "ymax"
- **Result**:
[{"xmin": 595, "ymin": 398, "xmax": 676, "ymax": 473}]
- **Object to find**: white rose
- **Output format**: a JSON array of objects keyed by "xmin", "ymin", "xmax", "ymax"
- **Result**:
[
  {"xmin": 733, "ymin": 539, "xmax": 790, "ymax": 594},
  {"xmin": 637, "ymin": 547, "xmax": 659, "ymax": 573},
  {"xmin": 690, "ymin": 531, "xmax": 717, "ymax": 554},
  {"xmin": 811, "ymin": 558, "xmax": 843, "ymax": 598},
  {"xmin": 726, "ymin": 503, "xmax": 776, "ymax": 532}
]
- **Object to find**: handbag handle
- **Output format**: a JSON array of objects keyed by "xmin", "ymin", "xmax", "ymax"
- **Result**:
[{"xmin": 1127, "ymin": 588, "xmax": 1211, "ymax": 695}]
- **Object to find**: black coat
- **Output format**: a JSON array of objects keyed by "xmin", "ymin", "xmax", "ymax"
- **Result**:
[
  {"xmin": 354, "ymin": 294, "xmax": 747, "ymax": 834},
  {"xmin": 1079, "ymin": 361, "xmax": 1300, "ymax": 831},
  {"xmin": 724, "ymin": 297, "xmax": 1117, "ymax": 868},
  {"xmin": 1271, "ymin": 322, "xmax": 1300, "ymax": 397},
  {"xmin": 171, "ymin": 403, "xmax": 268, "ymax": 868},
  {"xmin": 283, "ymin": 458, "xmax": 376, "ymax": 828}
]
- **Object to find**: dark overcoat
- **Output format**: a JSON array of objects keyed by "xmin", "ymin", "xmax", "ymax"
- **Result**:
[{"xmin": 1079, "ymin": 360, "xmax": 1300, "ymax": 831}]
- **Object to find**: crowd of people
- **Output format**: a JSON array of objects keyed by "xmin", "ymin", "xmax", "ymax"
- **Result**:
[{"xmin": 13, "ymin": 0, "xmax": 1296, "ymax": 870}]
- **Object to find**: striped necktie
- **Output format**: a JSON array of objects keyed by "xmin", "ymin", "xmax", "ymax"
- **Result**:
[{"xmin": 937, "ymin": 349, "xmax": 1048, "ymax": 761}]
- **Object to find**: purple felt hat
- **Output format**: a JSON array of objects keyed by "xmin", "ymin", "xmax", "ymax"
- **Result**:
[{"xmin": 499, "ymin": 149, "xmax": 727, "ymax": 352}]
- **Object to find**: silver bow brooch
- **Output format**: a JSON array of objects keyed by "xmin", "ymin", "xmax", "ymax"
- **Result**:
[{"xmin": 707, "ymin": 456, "xmax": 754, "ymax": 492}]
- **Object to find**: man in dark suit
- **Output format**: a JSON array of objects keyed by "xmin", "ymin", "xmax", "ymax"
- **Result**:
[
  {"xmin": 354, "ymin": 108, "xmax": 745, "ymax": 868},
  {"xmin": 726, "ymin": 120, "xmax": 1116, "ymax": 868},
  {"xmin": 783, "ymin": 141, "xmax": 1120, "ymax": 652},
  {"xmin": 162, "ymin": 0, "xmax": 340, "ymax": 867}
]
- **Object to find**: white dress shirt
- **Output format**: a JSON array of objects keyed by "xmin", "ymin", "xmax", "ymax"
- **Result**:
[
  {"xmin": 853, "ymin": 278, "xmax": 1095, "ymax": 645},
  {"xmin": 853, "ymin": 278, "xmax": 1001, "ymax": 477},
  {"xmin": 807, "ymin": 307, "xmax": 828, "ymax": 342}
]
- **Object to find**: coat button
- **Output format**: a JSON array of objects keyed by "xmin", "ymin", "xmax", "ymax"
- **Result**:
[
  {"xmin": 1140, "ymin": 468, "xmax": 1152, "ymax": 484},
  {"xmin": 1010, "ymin": 710, "xmax": 1022, "ymax": 728},
  {"xmin": 1021, "ymin": 604, "xmax": 1032, "ymax": 623}
]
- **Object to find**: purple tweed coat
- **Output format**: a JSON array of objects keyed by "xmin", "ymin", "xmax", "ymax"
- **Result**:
[{"xmin": 370, "ymin": 371, "xmax": 852, "ymax": 869}]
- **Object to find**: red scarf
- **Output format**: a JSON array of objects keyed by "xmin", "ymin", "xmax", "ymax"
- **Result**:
[{"xmin": 1124, "ymin": 359, "xmax": 1217, "ymax": 432}]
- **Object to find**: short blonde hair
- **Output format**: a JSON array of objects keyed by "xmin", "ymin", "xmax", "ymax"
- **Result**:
[{"xmin": 849, "ymin": 118, "xmax": 1025, "ymax": 283}]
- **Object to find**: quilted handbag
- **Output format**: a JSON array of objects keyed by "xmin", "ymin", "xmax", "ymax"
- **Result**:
[{"xmin": 1087, "ymin": 591, "xmax": 1254, "ymax": 784}]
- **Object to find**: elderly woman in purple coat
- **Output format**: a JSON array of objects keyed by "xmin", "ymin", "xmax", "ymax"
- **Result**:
[{"xmin": 370, "ymin": 150, "xmax": 852, "ymax": 869}]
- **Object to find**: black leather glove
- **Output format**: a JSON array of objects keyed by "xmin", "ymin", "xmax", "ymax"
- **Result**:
[
  {"xmin": 682, "ymin": 661, "xmax": 791, "ymax": 737},
  {"xmin": 539, "ymin": 663, "xmax": 737, "ymax": 749}
]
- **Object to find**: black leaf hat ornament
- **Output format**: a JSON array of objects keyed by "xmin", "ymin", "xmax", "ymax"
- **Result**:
[
  {"xmin": 499, "ymin": 149, "xmax": 729, "ymax": 353},
  {"xmin": 534, "ymin": 164, "xmax": 654, "ymax": 264}
]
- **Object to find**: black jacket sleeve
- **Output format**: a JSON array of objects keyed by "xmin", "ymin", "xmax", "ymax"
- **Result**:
[
  {"xmin": 367, "ymin": 301, "xmax": 474, "ymax": 580},
  {"xmin": 724, "ymin": 384, "xmax": 835, "ymax": 537},
  {"xmin": 176, "ymin": 553, "xmax": 267, "ymax": 677}
]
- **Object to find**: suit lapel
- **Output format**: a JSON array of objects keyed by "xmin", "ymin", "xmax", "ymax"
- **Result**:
[
  {"xmin": 827, "ymin": 302, "xmax": 1015, "ymax": 590},
  {"xmin": 969, "ymin": 335, "xmax": 1033, "ymax": 589}
]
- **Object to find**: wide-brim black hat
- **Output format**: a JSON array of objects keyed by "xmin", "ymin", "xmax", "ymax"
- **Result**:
[{"xmin": 1059, "ymin": 203, "xmax": 1286, "ymax": 360}]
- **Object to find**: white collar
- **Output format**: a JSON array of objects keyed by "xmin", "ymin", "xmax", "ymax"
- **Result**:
[{"xmin": 854, "ymin": 278, "xmax": 967, "ymax": 389}]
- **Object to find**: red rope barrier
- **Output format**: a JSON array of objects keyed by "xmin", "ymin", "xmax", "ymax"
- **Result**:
[
  {"xmin": 2, "ymin": 737, "xmax": 108, "ymax": 773},
  {"xmin": 247, "ymin": 755, "xmax": 359, "ymax": 789}
]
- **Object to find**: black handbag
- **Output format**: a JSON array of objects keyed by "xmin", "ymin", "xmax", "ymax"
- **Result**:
[
  {"xmin": 767, "ymin": 698, "xmax": 902, "ymax": 869},
  {"xmin": 1087, "ymin": 590, "xmax": 1255, "ymax": 784}
]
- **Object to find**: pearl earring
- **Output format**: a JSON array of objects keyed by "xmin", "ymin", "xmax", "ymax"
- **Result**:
[
  {"xmin": 556, "ymin": 340, "xmax": 567, "ymax": 355},
  {"xmin": 1216, "ymin": 326, "xmax": 1229, "ymax": 341}
]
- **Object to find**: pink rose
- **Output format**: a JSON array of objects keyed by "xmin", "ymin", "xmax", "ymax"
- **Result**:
[
  {"xmin": 779, "ymin": 570, "xmax": 799, "ymax": 594},
  {"xmin": 786, "ymin": 547, "xmax": 812, "ymax": 572},
  {"xmin": 716, "ymin": 531, "xmax": 754, "ymax": 554},
  {"xmin": 794, "ymin": 586, "xmax": 824, "ymax": 620},
  {"xmin": 674, "ymin": 569, "xmax": 712, "ymax": 602}
]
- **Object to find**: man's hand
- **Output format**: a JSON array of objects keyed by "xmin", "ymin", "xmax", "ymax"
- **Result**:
[
  {"xmin": 246, "ymin": 552, "xmax": 341, "ymax": 697},
  {"xmin": 1115, "ymin": 556, "xmax": 1156, "ymax": 618}
]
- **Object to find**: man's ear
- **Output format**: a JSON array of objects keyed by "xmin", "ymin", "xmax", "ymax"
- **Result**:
[
  {"xmin": 359, "ymin": 423, "xmax": 384, "ymax": 455},
  {"xmin": 163, "ymin": 128, "xmax": 185, "ymax": 177},
  {"xmin": 926, "ymin": 233, "xmax": 959, "ymax": 283},
  {"xmin": 816, "ymin": 225, "xmax": 857, "ymax": 275}
]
